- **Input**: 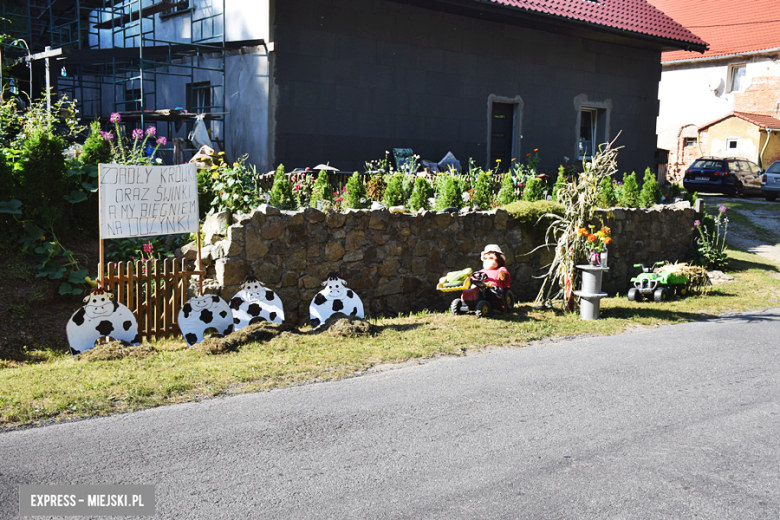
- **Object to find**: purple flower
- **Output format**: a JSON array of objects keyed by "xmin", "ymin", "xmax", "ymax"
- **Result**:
[
  {"xmin": 110, "ymin": 113, "xmax": 121, "ymax": 123},
  {"xmin": 132, "ymin": 128, "xmax": 143, "ymax": 140},
  {"xmin": 694, "ymin": 220, "xmax": 701, "ymax": 227},
  {"xmin": 718, "ymin": 205, "xmax": 727, "ymax": 213},
  {"xmin": 156, "ymin": 136, "xmax": 167, "ymax": 146},
  {"xmin": 145, "ymin": 126, "xmax": 156, "ymax": 138},
  {"xmin": 101, "ymin": 131, "xmax": 113, "ymax": 141}
]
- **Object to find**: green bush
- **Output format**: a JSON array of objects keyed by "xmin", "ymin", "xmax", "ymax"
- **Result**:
[
  {"xmin": 502, "ymin": 199, "xmax": 564, "ymax": 224},
  {"xmin": 383, "ymin": 173, "xmax": 405, "ymax": 207},
  {"xmin": 408, "ymin": 176, "xmax": 433, "ymax": 211},
  {"xmin": 522, "ymin": 177, "xmax": 544, "ymax": 202},
  {"xmin": 497, "ymin": 172, "xmax": 516, "ymax": 205},
  {"xmin": 269, "ymin": 164, "xmax": 297, "ymax": 210},
  {"xmin": 344, "ymin": 172, "xmax": 368, "ymax": 209},
  {"xmin": 435, "ymin": 173, "xmax": 463, "ymax": 210},
  {"xmin": 619, "ymin": 171, "xmax": 640, "ymax": 208},
  {"xmin": 18, "ymin": 129, "xmax": 66, "ymax": 227},
  {"xmin": 472, "ymin": 172, "xmax": 492, "ymax": 209},
  {"xmin": 0, "ymin": 151, "xmax": 15, "ymax": 202},
  {"xmin": 80, "ymin": 121, "xmax": 111, "ymax": 165},
  {"xmin": 310, "ymin": 169, "xmax": 332, "ymax": 208},
  {"xmin": 639, "ymin": 168, "xmax": 662, "ymax": 208},
  {"xmin": 552, "ymin": 167, "xmax": 567, "ymax": 202},
  {"xmin": 596, "ymin": 176, "xmax": 618, "ymax": 208}
]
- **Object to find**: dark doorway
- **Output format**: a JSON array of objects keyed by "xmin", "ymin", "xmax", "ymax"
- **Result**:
[{"xmin": 490, "ymin": 102, "xmax": 515, "ymax": 167}]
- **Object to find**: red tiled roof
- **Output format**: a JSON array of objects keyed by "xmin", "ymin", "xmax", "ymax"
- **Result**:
[
  {"xmin": 484, "ymin": 0, "xmax": 707, "ymax": 50},
  {"xmin": 646, "ymin": 0, "xmax": 780, "ymax": 62},
  {"xmin": 699, "ymin": 111, "xmax": 780, "ymax": 131}
]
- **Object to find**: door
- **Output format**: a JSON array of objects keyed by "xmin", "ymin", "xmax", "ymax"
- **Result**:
[{"xmin": 490, "ymin": 103, "xmax": 514, "ymax": 167}]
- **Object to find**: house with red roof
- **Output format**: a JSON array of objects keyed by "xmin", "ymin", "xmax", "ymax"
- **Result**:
[
  {"xmin": 50, "ymin": 0, "xmax": 705, "ymax": 173},
  {"xmin": 648, "ymin": 0, "xmax": 780, "ymax": 181}
]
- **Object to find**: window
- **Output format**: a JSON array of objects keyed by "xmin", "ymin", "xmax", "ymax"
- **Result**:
[
  {"xmin": 726, "ymin": 137, "xmax": 739, "ymax": 156},
  {"xmin": 186, "ymin": 81, "xmax": 212, "ymax": 113},
  {"xmin": 728, "ymin": 64, "xmax": 746, "ymax": 93},
  {"xmin": 124, "ymin": 88, "xmax": 141, "ymax": 112},
  {"xmin": 683, "ymin": 137, "xmax": 697, "ymax": 148},
  {"xmin": 578, "ymin": 107, "xmax": 606, "ymax": 158},
  {"xmin": 162, "ymin": 0, "xmax": 191, "ymax": 17}
]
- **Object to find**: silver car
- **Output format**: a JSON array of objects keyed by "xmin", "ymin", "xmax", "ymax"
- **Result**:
[{"xmin": 761, "ymin": 161, "xmax": 780, "ymax": 201}]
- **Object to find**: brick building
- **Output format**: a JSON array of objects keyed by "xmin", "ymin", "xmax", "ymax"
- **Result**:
[{"xmin": 649, "ymin": 0, "xmax": 780, "ymax": 181}]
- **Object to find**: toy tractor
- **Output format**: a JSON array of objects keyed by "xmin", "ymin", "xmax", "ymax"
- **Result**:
[
  {"xmin": 438, "ymin": 268, "xmax": 515, "ymax": 318},
  {"xmin": 628, "ymin": 262, "xmax": 690, "ymax": 302}
]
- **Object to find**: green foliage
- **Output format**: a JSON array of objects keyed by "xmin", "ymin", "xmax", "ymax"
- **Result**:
[
  {"xmin": 502, "ymin": 200, "xmax": 564, "ymax": 223},
  {"xmin": 690, "ymin": 209, "xmax": 729, "ymax": 270},
  {"xmin": 80, "ymin": 121, "xmax": 111, "ymax": 165},
  {"xmin": 435, "ymin": 173, "xmax": 463, "ymax": 210},
  {"xmin": 383, "ymin": 173, "xmax": 405, "ymax": 207},
  {"xmin": 197, "ymin": 169, "xmax": 216, "ymax": 219},
  {"xmin": 497, "ymin": 172, "xmax": 516, "ymax": 205},
  {"xmin": 639, "ymin": 168, "xmax": 662, "ymax": 208},
  {"xmin": 408, "ymin": 176, "xmax": 433, "ymax": 211},
  {"xmin": 522, "ymin": 177, "xmax": 544, "ymax": 202},
  {"xmin": 208, "ymin": 156, "xmax": 264, "ymax": 215},
  {"xmin": 309, "ymin": 170, "xmax": 332, "ymax": 208},
  {"xmin": 472, "ymin": 172, "xmax": 492, "ymax": 209},
  {"xmin": 596, "ymin": 176, "xmax": 618, "ymax": 208},
  {"xmin": 269, "ymin": 164, "xmax": 297, "ymax": 210},
  {"xmin": 19, "ymin": 129, "xmax": 66, "ymax": 227},
  {"xmin": 365, "ymin": 174, "xmax": 386, "ymax": 202},
  {"xmin": 344, "ymin": 172, "xmax": 368, "ymax": 209},
  {"xmin": 0, "ymin": 150, "xmax": 14, "ymax": 202},
  {"xmin": 619, "ymin": 171, "xmax": 640, "ymax": 208},
  {"xmin": 552, "ymin": 167, "xmax": 567, "ymax": 202}
]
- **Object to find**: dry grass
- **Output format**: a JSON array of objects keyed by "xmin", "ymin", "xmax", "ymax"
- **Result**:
[{"xmin": 1, "ymin": 248, "xmax": 779, "ymax": 429}]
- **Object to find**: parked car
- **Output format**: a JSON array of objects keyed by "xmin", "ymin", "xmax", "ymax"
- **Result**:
[
  {"xmin": 682, "ymin": 157, "xmax": 763, "ymax": 197},
  {"xmin": 760, "ymin": 160, "xmax": 780, "ymax": 201}
]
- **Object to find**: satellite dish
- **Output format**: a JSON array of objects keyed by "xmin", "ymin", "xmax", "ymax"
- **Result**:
[{"xmin": 708, "ymin": 77, "xmax": 724, "ymax": 95}]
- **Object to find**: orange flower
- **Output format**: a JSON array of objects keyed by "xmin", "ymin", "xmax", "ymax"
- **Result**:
[
  {"xmin": 577, "ymin": 227, "xmax": 588, "ymax": 236},
  {"xmin": 604, "ymin": 237, "xmax": 612, "ymax": 245},
  {"xmin": 587, "ymin": 234, "xmax": 598, "ymax": 242},
  {"xmin": 526, "ymin": 153, "xmax": 532, "ymax": 157},
  {"xmin": 600, "ymin": 226, "xmax": 611, "ymax": 235},
  {"xmin": 533, "ymin": 148, "xmax": 538, "ymax": 152}
]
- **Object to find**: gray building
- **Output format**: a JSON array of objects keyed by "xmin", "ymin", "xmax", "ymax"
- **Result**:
[{"xmin": 39, "ymin": 0, "xmax": 706, "ymax": 173}]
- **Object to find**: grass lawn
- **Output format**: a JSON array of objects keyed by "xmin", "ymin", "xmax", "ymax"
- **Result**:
[{"xmin": 2, "ymin": 248, "xmax": 779, "ymax": 429}]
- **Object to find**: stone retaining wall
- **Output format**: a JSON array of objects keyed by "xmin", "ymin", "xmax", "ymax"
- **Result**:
[{"xmin": 187, "ymin": 203, "xmax": 698, "ymax": 325}]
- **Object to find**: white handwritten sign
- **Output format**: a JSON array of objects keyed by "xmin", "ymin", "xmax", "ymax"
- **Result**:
[{"xmin": 99, "ymin": 163, "xmax": 199, "ymax": 239}]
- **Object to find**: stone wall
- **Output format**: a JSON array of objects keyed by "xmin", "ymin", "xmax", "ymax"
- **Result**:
[{"xmin": 188, "ymin": 202, "xmax": 699, "ymax": 325}]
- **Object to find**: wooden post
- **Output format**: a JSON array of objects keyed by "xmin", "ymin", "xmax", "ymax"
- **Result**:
[
  {"xmin": 173, "ymin": 138, "xmax": 185, "ymax": 165},
  {"xmin": 196, "ymin": 232, "xmax": 203, "ymax": 296},
  {"xmin": 98, "ymin": 164, "xmax": 105, "ymax": 287}
]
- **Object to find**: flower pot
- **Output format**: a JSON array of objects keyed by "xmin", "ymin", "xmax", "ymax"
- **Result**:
[{"xmin": 588, "ymin": 251, "xmax": 601, "ymax": 266}]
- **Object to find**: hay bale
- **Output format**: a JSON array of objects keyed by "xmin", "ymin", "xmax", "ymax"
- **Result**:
[
  {"xmin": 656, "ymin": 262, "xmax": 711, "ymax": 289},
  {"xmin": 190, "ymin": 337, "xmax": 233, "ymax": 355},
  {"xmin": 77, "ymin": 341, "xmax": 157, "ymax": 362},
  {"xmin": 315, "ymin": 313, "xmax": 375, "ymax": 337},
  {"xmin": 191, "ymin": 322, "xmax": 298, "ymax": 354}
]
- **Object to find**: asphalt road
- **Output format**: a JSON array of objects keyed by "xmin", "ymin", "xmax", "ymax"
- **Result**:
[{"xmin": 2, "ymin": 309, "xmax": 780, "ymax": 519}]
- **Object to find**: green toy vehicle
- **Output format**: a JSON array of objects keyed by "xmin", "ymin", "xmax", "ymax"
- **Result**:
[{"xmin": 628, "ymin": 262, "xmax": 690, "ymax": 302}]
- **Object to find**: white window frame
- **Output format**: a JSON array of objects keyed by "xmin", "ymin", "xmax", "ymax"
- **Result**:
[
  {"xmin": 727, "ymin": 63, "xmax": 746, "ymax": 93},
  {"xmin": 725, "ymin": 137, "xmax": 740, "ymax": 156},
  {"xmin": 578, "ymin": 108, "xmax": 598, "ymax": 159}
]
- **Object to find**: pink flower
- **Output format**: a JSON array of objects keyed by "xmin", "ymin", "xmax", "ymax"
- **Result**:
[
  {"xmin": 143, "ymin": 243, "xmax": 154, "ymax": 254},
  {"xmin": 156, "ymin": 136, "xmax": 167, "ymax": 146},
  {"xmin": 694, "ymin": 220, "xmax": 701, "ymax": 227},
  {"xmin": 110, "ymin": 113, "xmax": 121, "ymax": 123},
  {"xmin": 101, "ymin": 131, "xmax": 113, "ymax": 141},
  {"xmin": 145, "ymin": 126, "xmax": 156, "ymax": 138},
  {"xmin": 718, "ymin": 205, "xmax": 727, "ymax": 213},
  {"xmin": 293, "ymin": 184, "xmax": 301, "ymax": 192},
  {"xmin": 132, "ymin": 128, "xmax": 143, "ymax": 140}
]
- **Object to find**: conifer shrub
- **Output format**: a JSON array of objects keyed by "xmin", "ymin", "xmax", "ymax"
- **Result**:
[
  {"xmin": 639, "ymin": 167, "xmax": 662, "ymax": 208},
  {"xmin": 365, "ymin": 174, "xmax": 386, "ymax": 202},
  {"xmin": 497, "ymin": 172, "xmax": 516, "ymax": 205},
  {"xmin": 552, "ymin": 167, "xmax": 567, "ymax": 202},
  {"xmin": 619, "ymin": 171, "xmax": 640, "ymax": 208},
  {"xmin": 344, "ymin": 172, "xmax": 368, "ymax": 209},
  {"xmin": 19, "ymin": 129, "xmax": 67, "ymax": 227},
  {"xmin": 596, "ymin": 176, "xmax": 618, "ymax": 208},
  {"xmin": 522, "ymin": 177, "xmax": 544, "ymax": 202},
  {"xmin": 408, "ymin": 176, "xmax": 433, "ymax": 211},
  {"xmin": 472, "ymin": 172, "xmax": 492, "ymax": 209},
  {"xmin": 383, "ymin": 173, "xmax": 405, "ymax": 207},
  {"xmin": 435, "ymin": 173, "xmax": 463, "ymax": 210},
  {"xmin": 80, "ymin": 120, "xmax": 112, "ymax": 165},
  {"xmin": 269, "ymin": 164, "xmax": 297, "ymax": 210},
  {"xmin": 309, "ymin": 169, "xmax": 332, "ymax": 208}
]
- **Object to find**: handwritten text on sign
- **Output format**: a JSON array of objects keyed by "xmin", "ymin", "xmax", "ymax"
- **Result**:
[{"xmin": 99, "ymin": 163, "xmax": 199, "ymax": 239}]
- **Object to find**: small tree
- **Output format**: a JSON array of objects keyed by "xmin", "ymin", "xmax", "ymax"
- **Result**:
[
  {"xmin": 639, "ymin": 167, "xmax": 662, "ymax": 208},
  {"xmin": 472, "ymin": 172, "xmax": 492, "ymax": 209},
  {"xmin": 435, "ymin": 173, "xmax": 463, "ymax": 210},
  {"xmin": 365, "ymin": 174, "xmax": 386, "ymax": 202},
  {"xmin": 80, "ymin": 120, "xmax": 112, "ymax": 165},
  {"xmin": 497, "ymin": 173, "xmax": 516, "ymax": 205},
  {"xmin": 19, "ymin": 129, "xmax": 67, "ymax": 226},
  {"xmin": 344, "ymin": 172, "xmax": 368, "ymax": 209},
  {"xmin": 522, "ymin": 177, "xmax": 544, "ymax": 202},
  {"xmin": 552, "ymin": 167, "xmax": 567, "ymax": 202},
  {"xmin": 408, "ymin": 176, "xmax": 434, "ymax": 211},
  {"xmin": 383, "ymin": 173, "xmax": 405, "ymax": 207},
  {"xmin": 596, "ymin": 176, "xmax": 619, "ymax": 208},
  {"xmin": 309, "ymin": 169, "xmax": 331, "ymax": 208},
  {"xmin": 619, "ymin": 171, "xmax": 640, "ymax": 208},
  {"xmin": 269, "ymin": 164, "xmax": 296, "ymax": 210}
]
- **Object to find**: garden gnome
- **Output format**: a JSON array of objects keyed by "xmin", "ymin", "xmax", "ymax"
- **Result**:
[{"xmin": 476, "ymin": 244, "xmax": 511, "ymax": 309}]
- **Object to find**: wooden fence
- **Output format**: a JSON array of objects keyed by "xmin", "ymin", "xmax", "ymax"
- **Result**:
[{"xmin": 100, "ymin": 258, "xmax": 203, "ymax": 342}]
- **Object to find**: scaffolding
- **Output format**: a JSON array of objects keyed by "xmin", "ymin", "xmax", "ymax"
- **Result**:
[{"xmin": 9, "ymin": 0, "xmax": 230, "ymax": 161}]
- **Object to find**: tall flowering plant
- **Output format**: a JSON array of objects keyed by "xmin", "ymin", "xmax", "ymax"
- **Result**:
[
  {"xmin": 691, "ymin": 205, "xmax": 729, "ymax": 270},
  {"xmin": 103, "ymin": 113, "xmax": 167, "ymax": 165}
]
